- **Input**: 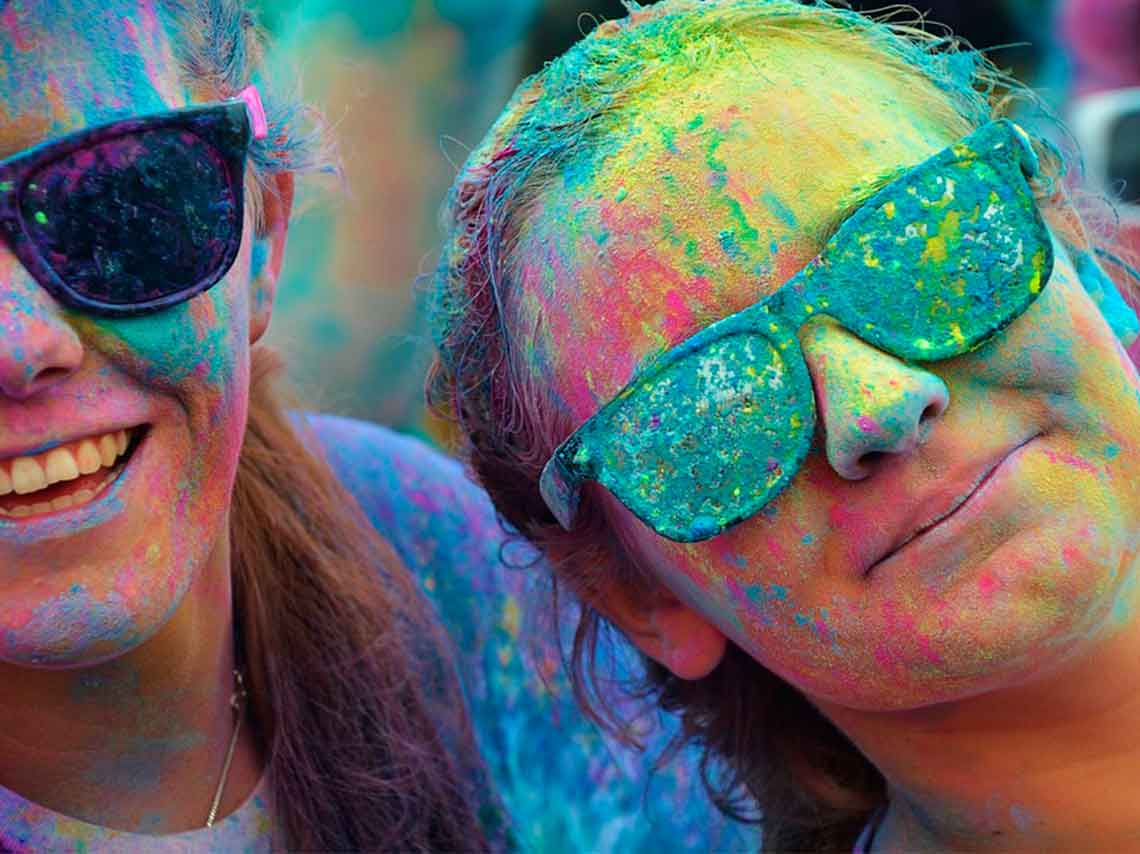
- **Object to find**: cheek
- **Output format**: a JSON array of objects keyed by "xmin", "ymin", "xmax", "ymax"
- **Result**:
[
  {"xmin": 85, "ymin": 273, "xmax": 249, "ymax": 398},
  {"xmin": 969, "ymin": 262, "xmax": 1129, "ymax": 389},
  {"xmin": 643, "ymin": 498, "xmax": 835, "ymax": 651},
  {"xmin": 967, "ymin": 284, "xmax": 1082, "ymax": 390},
  {"xmin": 79, "ymin": 275, "xmax": 253, "ymax": 511}
]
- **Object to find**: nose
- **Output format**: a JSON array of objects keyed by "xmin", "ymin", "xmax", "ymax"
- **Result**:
[
  {"xmin": 800, "ymin": 317, "xmax": 949, "ymax": 480},
  {"xmin": 0, "ymin": 254, "xmax": 84, "ymax": 400}
]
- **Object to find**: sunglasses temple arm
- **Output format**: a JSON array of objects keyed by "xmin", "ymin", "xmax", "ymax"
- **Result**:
[
  {"xmin": 239, "ymin": 86, "xmax": 269, "ymax": 141},
  {"xmin": 1094, "ymin": 246, "xmax": 1140, "ymax": 289},
  {"xmin": 539, "ymin": 451, "xmax": 584, "ymax": 532},
  {"xmin": 1006, "ymin": 120, "xmax": 1043, "ymax": 179}
]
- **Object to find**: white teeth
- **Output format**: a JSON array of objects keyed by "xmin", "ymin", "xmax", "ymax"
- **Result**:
[
  {"xmin": 0, "ymin": 429, "xmax": 137, "ymax": 516},
  {"xmin": 76, "ymin": 441, "xmax": 102, "ymax": 475},
  {"xmin": 11, "ymin": 458, "xmax": 46, "ymax": 495},
  {"xmin": 0, "ymin": 468, "xmax": 119, "ymax": 519},
  {"xmin": 45, "ymin": 448, "xmax": 80, "ymax": 485},
  {"xmin": 99, "ymin": 435, "xmax": 118, "ymax": 468}
]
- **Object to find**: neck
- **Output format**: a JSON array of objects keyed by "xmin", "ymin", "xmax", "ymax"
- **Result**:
[
  {"xmin": 828, "ymin": 590, "xmax": 1140, "ymax": 852},
  {"xmin": 0, "ymin": 534, "xmax": 261, "ymax": 833}
]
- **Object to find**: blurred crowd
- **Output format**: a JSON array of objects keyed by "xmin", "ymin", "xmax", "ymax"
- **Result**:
[{"xmin": 253, "ymin": 0, "xmax": 1139, "ymax": 438}]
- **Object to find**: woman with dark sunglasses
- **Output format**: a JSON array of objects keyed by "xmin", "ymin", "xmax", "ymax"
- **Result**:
[
  {"xmin": 0, "ymin": 0, "xmax": 507, "ymax": 849},
  {"xmin": 430, "ymin": 0, "xmax": 1140, "ymax": 850}
]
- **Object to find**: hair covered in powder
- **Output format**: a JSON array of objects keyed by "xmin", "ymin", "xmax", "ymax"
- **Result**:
[
  {"xmin": 427, "ymin": 1, "xmax": 1057, "ymax": 849},
  {"xmin": 157, "ymin": 0, "xmax": 336, "ymax": 227}
]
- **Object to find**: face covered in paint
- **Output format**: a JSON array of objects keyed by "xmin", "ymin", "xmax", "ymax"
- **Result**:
[
  {"xmin": 514, "ymin": 45, "xmax": 1140, "ymax": 712},
  {"xmin": 0, "ymin": 2, "xmax": 283, "ymax": 667}
]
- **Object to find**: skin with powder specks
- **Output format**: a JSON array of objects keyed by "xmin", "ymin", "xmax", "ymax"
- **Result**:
[
  {"xmin": 505, "ymin": 38, "xmax": 1140, "ymax": 852},
  {"xmin": 0, "ymin": 0, "xmax": 271, "ymax": 836}
]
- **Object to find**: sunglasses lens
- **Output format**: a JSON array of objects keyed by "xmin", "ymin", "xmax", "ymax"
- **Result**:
[
  {"xmin": 825, "ymin": 153, "xmax": 1051, "ymax": 360},
  {"xmin": 590, "ymin": 332, "xmax": 813, "ymax": 542},
  {"xmin": 20, "ymin": 129, "xmax": 240, "ymax": 308}
]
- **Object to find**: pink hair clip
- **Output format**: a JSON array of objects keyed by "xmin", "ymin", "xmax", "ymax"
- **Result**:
[{"xmin": 239, "ymin": 85, "xmax": 269, "ymax": 141}]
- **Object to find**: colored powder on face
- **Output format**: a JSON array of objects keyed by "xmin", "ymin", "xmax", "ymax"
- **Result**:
[
  {"xmin": 0, "ymin": 1, "xmax": 258, "ymax": 681},
  {"xmin": 434, "ymin": 0, "xmax": 1140, "ymax": 720},
  {"xmin": 4, "ymin": 584, "xmax": 140, "ymax": 665},
  {"xmin": 760, "ymin": 190, "xmax": 797, "ymax": 229},
  {"xmin": 1073, "ymin": 250, "xmax": 1140, "ymax": 346}
]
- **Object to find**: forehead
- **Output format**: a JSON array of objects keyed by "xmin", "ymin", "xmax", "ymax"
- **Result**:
[
  {"xmin": 512, "ymin": 46, "xmax": 965, "ymax": 423},
  {"xmin": 0, "ymin": 0, "xmax": 189, "ymax": 153}
]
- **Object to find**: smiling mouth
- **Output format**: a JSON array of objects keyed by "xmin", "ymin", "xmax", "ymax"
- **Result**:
[{"xmin": 0, "ymin": 427, "xmax": 147, "ymax": 520}]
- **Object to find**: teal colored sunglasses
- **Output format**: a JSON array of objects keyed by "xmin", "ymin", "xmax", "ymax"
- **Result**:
[{"xmin": 539, "ymin": 120, "xmax": 1054, "ymax": 543}]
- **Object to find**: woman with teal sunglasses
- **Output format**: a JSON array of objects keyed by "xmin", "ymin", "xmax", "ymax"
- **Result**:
[
  {"xmin": 0, "ymin": 1, "xmax": 506, "ymax": 849},
  {"xmin": 431, "ymin": 0, "xmax": 1140, "ymax": 849}
]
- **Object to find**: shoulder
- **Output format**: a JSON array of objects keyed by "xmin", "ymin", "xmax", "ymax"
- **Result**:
[
  {"xmin": 299, "ymin": 412, "xmax": 474, "ymax": 515},
  {"xmin": 292, "ymin": 414, "xmax": 757, "ymax": 853},
  {"xmin": 295, "ymin": 413, "xmax": 537, "ymax": 683},
  {"xmin": 296, "ymin": 414, "xmax": 518, "ymax": 848},
  {"xmin": 296, "ymin": 413, "xmax": 515, "ymax": 576}
]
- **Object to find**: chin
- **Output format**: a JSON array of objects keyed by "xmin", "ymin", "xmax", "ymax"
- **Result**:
[
  {"xmin": 0, "ymin": 592, "xmax": 157, "ymax": 669},
  {"xmin": 763, "ymin": 525, "xmax": 1135, "ymax": 715},
  {"xmin": 0, "ymin": 524, "xmax": 210, "ymax": 670}
]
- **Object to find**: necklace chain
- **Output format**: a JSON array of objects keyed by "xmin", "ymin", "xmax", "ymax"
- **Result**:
[{"xmin": 205, "ymin": 668, "xmax": 247, "ymax": 828}]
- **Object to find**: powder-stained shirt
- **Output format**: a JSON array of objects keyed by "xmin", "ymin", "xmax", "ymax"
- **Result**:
[{"xmin": 311, "ymin": 414, "xmax": 759, "ymax": 853}]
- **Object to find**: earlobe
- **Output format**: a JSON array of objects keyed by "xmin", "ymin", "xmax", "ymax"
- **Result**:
[
  {"xmin": 602, "ymin": 583, "xmax": 728, "ymax": 680},
  {"xmin": 249, "ymin": 171, "xmax": 295, "ymax": 345}
]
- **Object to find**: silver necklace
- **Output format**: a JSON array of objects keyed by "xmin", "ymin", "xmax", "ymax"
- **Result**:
[{"xmin": 205, "ymin": 668, "xmax": 248, "ymax": 828}]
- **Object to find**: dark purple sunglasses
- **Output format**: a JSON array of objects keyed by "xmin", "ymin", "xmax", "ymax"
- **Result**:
[{"xmin": 0, "ymin": 86, "xmax": 269, "ymax": 317}]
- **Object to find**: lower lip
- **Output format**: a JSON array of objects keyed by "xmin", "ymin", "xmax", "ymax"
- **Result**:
[
  {"xmin": 0, "ymin": 431, "xmax": 149, "ymax": 543},
  {"xmin": 867, "ymin": 435, "xmax": 1041, "ymax": 577}
]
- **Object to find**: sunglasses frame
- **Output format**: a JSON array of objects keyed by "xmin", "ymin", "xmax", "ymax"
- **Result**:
[
  {"xmin": 0, "ymin": 86, "xmax": 267, "ymax": 318},
  {"xmin": 540, "ymin": 120, "xmax": 1054, "ymax": 542}
]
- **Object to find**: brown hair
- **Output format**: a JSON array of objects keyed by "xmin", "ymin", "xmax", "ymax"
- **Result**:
[
  {"xmin": 428, "ymin": 1, "xmax": 1048, "ymax": 849},
  {"xmin": 232, "ymin": 349, "xmax": 486, "ymax": 850},
  {"xmin": 163, "ymin": 2, "xmax": 489, "ymax": 849}
]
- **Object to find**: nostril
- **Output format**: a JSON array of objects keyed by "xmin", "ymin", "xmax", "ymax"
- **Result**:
[
  {"xmin": 860, "ymin": 450, "xmax": 887, "ymax": 470},
  {"xmin": 34, "ymin": 367, "xmax": 73, "ymax": 386},
  {"xmin": 920, "ymin": 389, "xmax": 950, "ymax": 422}
]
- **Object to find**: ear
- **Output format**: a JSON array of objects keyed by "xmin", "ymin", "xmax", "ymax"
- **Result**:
[
  {"xmin": 600, "ymin": 581, "xmax": 728, "ymax": 680},
  {"xmin": 249, "ymin": 171, "xmax": 295, "ymax": 345}
]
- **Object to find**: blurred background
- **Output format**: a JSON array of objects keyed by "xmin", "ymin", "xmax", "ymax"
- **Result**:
[{"xmin": 251, "ymin": 0, "xmax": 1139, "ymax": 438}]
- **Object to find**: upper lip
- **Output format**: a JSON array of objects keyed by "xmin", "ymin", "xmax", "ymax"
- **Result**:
[
  {"xmin": 0, "ymin": 424, "xmax": 145, "ymax": 463},
  {"xmin": 862, "ymin": 433, "xmax": 1039, "ymax": 577}
]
